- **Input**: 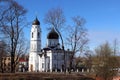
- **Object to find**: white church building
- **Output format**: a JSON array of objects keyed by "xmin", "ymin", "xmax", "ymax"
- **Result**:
[{"xmin": 29, "ymin": 18, "xmax": 72, "ymax": 72}]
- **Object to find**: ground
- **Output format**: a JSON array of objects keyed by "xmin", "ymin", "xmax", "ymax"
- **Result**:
[{"xmin": 0, "ymin": 72, "xmax": 95, "ymax": 80}]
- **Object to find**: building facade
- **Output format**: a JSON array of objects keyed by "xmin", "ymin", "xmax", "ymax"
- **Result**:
[
  {"xmin": 29, "ymin": 18, "xmax": 72, "ymax": 72},
  {"xmin": 1, "ymin": 56, "xmax": 20, "ymax": 72}
]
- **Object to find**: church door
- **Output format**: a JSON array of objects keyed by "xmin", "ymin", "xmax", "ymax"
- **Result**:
[{"xmin": 30, "ymin": 64, "xmax": 33, "ymax": 72}]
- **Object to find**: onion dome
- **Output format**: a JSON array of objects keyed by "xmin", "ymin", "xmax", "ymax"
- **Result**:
[
  {"xmin": 32, "ymin": 17, "xmax": 40, "ymax": 25},
  {"xmin": 47, "ymin": 28, "xmax": 59, "ymax": 39}
]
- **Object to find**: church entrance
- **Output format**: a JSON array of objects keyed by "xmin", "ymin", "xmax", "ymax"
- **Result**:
[{"xmin": 30, "ymin": 64, "xmax": 33, "ymax": 72}]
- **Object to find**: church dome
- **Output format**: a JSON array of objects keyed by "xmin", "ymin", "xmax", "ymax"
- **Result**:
[
  {"xmin": 32, "ymin": 17, "xmax": 40, "ymax": 25},
  {"xmin": 47, "ymin": 28, "xmax": 59, "ymax": 39}
]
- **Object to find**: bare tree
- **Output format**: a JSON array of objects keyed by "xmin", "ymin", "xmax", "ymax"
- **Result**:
[
  {"xmin": 44, "ymin": 8, "xmax": 65, "ymax": 49},
  {"xmin": 93, "ymin": 42, "xmax": 120, "ymax": 80},
  {"xmin": 66, "ymin": 16, "xmax": 88, "ymax": 73},
  {"xmin": 0, "ymin": 0, "xmax": 27, "ymax": 73},
  {"xmin": 44, "ymin": 8, "xmax": 66, "ymax": 71}
]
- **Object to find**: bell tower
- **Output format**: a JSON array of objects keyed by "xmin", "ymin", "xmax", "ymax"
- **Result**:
[{"xmin": 29, "ymin": 17, "xmax": 41, "ymax": 72}]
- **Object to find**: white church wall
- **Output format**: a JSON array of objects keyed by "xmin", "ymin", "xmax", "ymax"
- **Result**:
[
  {"xmin": 29, "ymin": 52, "xmax": 39, "ymax": 72},
  {"xmin": 38, "ymin": 55, "xmax": 42, "ymax": 72},
  {"xmin": 51, "ymin": 52, "xmax": 65, "ymax": 71},
  {"xmin": 38, "ymin": 51, "xmax": 53, "ymax": 72},
  {"xmin": 45, "ymin": 57, "xmax": 50, "ymax": 72},
  {"xmin": 48, "ymin": 51, "xmax": 53, "ymax": 72}
]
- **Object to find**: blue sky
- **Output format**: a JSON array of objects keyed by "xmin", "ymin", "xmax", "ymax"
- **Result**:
[{"xmin": 16, "ymin": 0, "xmax": 120, "ymax": 50}]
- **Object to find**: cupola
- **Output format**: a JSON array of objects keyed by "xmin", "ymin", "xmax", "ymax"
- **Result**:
[
  {"xmin": 47, "ymin": 28, "xmax": 59, "ymax": 39},
  {"xmin": 32, "ymin": 17, "xmax": 40, "ymax": 25}
]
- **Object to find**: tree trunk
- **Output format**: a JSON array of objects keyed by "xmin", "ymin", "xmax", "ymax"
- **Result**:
[
  {"xmin": 11, "ymin": 52, "xmax": 15, "ymax": 73},
  {"xmin": 69, "ymin": 54, "xmax": 73, "ymax": 74}
]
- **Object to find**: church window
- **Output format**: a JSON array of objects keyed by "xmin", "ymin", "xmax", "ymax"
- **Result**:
[
  {"xmin": 54, "ymin": 64, "xmax": 56, "ymax": 68},
  {"xmin": 49, "ymin": 41, "xmax": 51, "ymax": 46},
  {"xmin": 62, "ymin": 55, "xmax": 64, "ymax": 60},
  {"xmin": 8, "ymin": 62, "xmax": 11, "ymax": 66},
  {"xmin": 52, "ymin": 41, "xmax": 55, "ymax": 46},
  {"xmin": 48, "ymin": 63, "xmax": 50, "ymax": 69},
  {"xmin": 31, "ymin": 57, "xmax": 33, "ymax": 61},
  {"xmin": 4, "ymin": 57, "xmax": 6, "ymax": 60},
  {"xmin": 8, "ymin": 57, "xmax": 10, "ymax": 60},
  {"xmin": 54, "ymin": 55, "xmax": 56, "ymax": 60},
  {"xmin": 4, "ymin": 64, "xmax": 6, "ymax": 67},
  {"xmin": 32, "ymin": 32, "xmax": 33, "ymax": 38},
  {"xmin": 42, "ymin": 63, "xmax": 44, "ymax": 68},
  {"xmin": 38, "ymin": 32, "xmax": 40, "ymax": 38},
  {"xmin": 34, "ymin": 44, "xmax": 36, "ymax": 50},
  {"xmin": 51, "ymin": 42, "xmax": 53, "ymax": 46}
]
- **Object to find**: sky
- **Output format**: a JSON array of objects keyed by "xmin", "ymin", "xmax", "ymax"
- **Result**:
[{"xmin": 16, "ymin": 0, "xmax": 120, "ymax": 50}]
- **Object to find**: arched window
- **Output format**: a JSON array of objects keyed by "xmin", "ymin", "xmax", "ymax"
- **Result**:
[
  {"xmin": 32, "ymin": 32, "xmax": 33, "ymax": 38},
  {"xmin": 38, "ymin": 32, "xmax": 40, "ymax": 38}
]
